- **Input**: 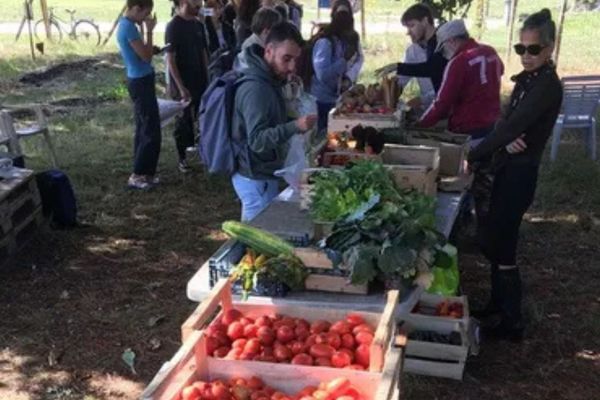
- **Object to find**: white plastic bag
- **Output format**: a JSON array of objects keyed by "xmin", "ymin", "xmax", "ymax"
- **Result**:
[
  {"xmin": 157, "ymin": 98, "xmax": 189, "ymax": 128},
  {"xmin": 274, "ymin": 135, "xmax": 307, "ymax": 190}
]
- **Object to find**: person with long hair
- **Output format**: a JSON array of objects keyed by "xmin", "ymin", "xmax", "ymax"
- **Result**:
[
  {"xmin": 468, "ymin": 9, "xmax": 563, "ymax": 342},
  {"xmin": 309, "ymin": 3, "xmax": 361, "ymax": 132},
  {"xmin": 235, "ymin": 0, "xmax": 261, "ymax": 45}
]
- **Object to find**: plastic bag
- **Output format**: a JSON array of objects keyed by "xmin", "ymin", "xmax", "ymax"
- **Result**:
[
  {"xmin": 157, "ymin": 98, "xmax": 189, "ymax": 128},
  {"xmin": 283, "ymin": 78, "xmax": 317, "ymax": 118},
  {"xmin": 274, "ymin": 134, "xmax": 307, "ymax": 190},
  {"xmin": 427, "ymin": 244, "xmax": 460, "ymax": 296}
]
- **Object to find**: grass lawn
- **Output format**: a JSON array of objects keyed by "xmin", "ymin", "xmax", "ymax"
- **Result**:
[{"xmin": 1, "ymin": 7, "xmax": 600, "ymax": 400}]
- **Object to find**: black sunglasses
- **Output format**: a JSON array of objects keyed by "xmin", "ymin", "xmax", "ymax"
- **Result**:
[{"xmin": 514, "ymin": 43, "xmax": 546, "ymax": 56}]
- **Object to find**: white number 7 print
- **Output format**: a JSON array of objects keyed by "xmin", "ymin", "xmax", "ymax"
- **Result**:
[{"xmin": 469, "ymin": 55, "xmax": 500, "ymax": 85}]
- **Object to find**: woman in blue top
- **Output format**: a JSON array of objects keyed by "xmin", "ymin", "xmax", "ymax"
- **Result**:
[
  {"xmin": 309, "ymin": 3, "xmax": 361, "ymax": 133},
  {"xmin": 117, "ymin": 0, "xmax": 160, "ymax": 190}
]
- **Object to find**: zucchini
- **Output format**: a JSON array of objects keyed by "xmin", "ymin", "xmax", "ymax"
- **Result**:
[{"xmin": 222, "ymin": 221, "xmax": 294, "ymax": 257}]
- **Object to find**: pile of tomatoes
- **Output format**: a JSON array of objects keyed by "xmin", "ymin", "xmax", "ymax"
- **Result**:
[
  {"xmin": 181, "ymin": 376, "xmax": 364, "ymax": 400},
  {"xmin": 205, "ymin": 309, "xmax": 376, "ymax": 370}
]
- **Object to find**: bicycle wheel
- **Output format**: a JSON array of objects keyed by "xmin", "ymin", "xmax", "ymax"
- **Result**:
[
  {"xmin": 73, "ymin": 20, "xmax": 101, "ymax": 46},
  {"xmin": 34, "ymin": 19, "xmax": 63, "ymax": 42}
]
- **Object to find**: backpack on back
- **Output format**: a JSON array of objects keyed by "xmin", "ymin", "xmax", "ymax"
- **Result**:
[
  {"xmin": 198, "ymin": 70, "xmax": 246, "ymax": 175},
  {"xmin": 207, "ymin": 48, "xmax": 237, "ymax": 83}
]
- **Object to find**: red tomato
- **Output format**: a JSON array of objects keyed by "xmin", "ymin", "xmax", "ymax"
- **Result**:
[
  {"xmin": 294, "ymin": 326, "xmax": 310, "ymax": 341},
  {"xmin": 230, "ymin": 377, "xmax": 247, "ymax": 387},
  {"xmin": 243, "ymin": 338, "xmax": 261, "ymax": 354},
  {"xmin": 355, "ymin": 331, "xmax": 373, "ymax": 345},
  {"xmin": 206, "ymin": 322, "xmax": 227, "ymax": 336},
  {"xmin": 305, "ymin": 334, "xmax": 318, "ymax": 347},
  {"xmin": 336, "ymin": 396, "xmax": 355, "ymax": 400},
  {"xmin": 326, "ymin": 377, "xmax": 351, "ymax": 396},
  {"xmin": 251, "ymin": 391, "xmax": 270, "ymax": 400},
  {"xmin": 232, "ymin": 338, "xmax": 248, "ymax": 350},
  {"xmin": 181, "ymin": 385, "xmax": 201, "ymax": 400},
  {"xmin": 261, "ymin": 346, "xmax": 274, "ymax": 357},
  {"xmin": 355, "ymin": 344, "xmax": 370, "ymax": 368},
  {"xmin": 329, "ymin": 321, "xmax": 351, "ymax": 335},
  {"xmin": 332, "ymin": 350, "xmax": 352, "ymax": 368},
  {"xmin": 227, "ymin": 322, "xmax": 245, "ymax": 340},
  {"xmin": 192, "ymin": 381, "xmax": 209, "ymax": 391},
  {"xmin": 213, "ymin": 331, "xmax": 232, "ymax": 348},
  {"xmin": 295, "ymin": 318, "xmax": 310, "ymax": 330},
  {"xmin": 314, "ymin": 333, "xmax": 328, "ymax": 345},
  {"xmin": 341, "ymin": 387, "xmax": 361, "ymax": 400},
  {"xmin": 222, "ymin": 309, "xmax": 243, "ymax": 325},
  {"xmin": 212, "ymin": 382, "xmax": 230, "ymax": 399},
  {"xmin": 213, "ymin": 346, "xmax": 231, "ymax": 358},
  {"xmin": 206, "ymin": 336, "xmax": 220, "ymax": 356},
  {"xmin": 291, "ymin": 353, "xmax": 314, "ymax": 365},
  {"xmin": 309, "ymin": 344, "xmax": 335, "ymax": 359},
  {"xmin": 244, "ymin": 324, "xmax": 259, "ymax": 338},
  {"xmin": 247, "ymin": 376, "xmax": 264, "ymax": 390},
  {"xmin": 276, "ymin": 326, "xmax": 295, "ymax": 344},
  {"xmin": 232, "ymin": 385, "xmax": 251, "ymax": 400},
  {"xmin": 239, "ymin": 351, "xmax": 257, "ymax": 361},
  {"xmin": 274, "ymin": 345, "xmax": 293, "ymax": 362},
  {"xmin": 341, "ymin": 333, "xmax": 355, "ymax": 350},
  {"xmin": 255, "ymin": 315, "xmax": 272, "ymax": 327},
  {"xmin": 314, "ymin": 356, "xmax": 332, "ymax": 367},
  {"xmin": 226, "ymin": 348, "xmax": 242, "ymax": 360},
  {"xmin": 352, "ymin": 324, "xmax": 373, "ymax": 335},
  {"xmin": 326, "ymin": 332, "xmax": 342, "ymax": 349},
  {"xmin": 289, "ymin": 341, "xmax": 306, "ymax": 355},
  {"xmin": 239, "ymin": 317, "xmax": 254, "ymax": 326},
  {"xmin": 345, "ymin": 313, "xmax": 365, "ymax": 327},
  {"xmin": 339, "ymin": 348, "xmax": 355, "ymax": 363},
  {"xmin": 272, "ymin": 392, "xmax": 287, "ymax": 400},
  {"xmin": 310, "ymin": 320, "xmax": 331, "ymax": 334},
  {"xmin": 299, "ymin": 397, "xmax": 316, "ymax": 400},
  {"xmin": 264, "ymin": 387, "xmax": 276, "ymax": 396},
  {"xmin": 257, "ymin": 326, "xmax": 275, "ymax": 346}
]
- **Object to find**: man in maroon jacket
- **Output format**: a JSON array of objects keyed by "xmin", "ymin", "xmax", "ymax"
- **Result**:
[{"xmin": 416, "ymin": 19, "xmax": 504, "ymax": 241}]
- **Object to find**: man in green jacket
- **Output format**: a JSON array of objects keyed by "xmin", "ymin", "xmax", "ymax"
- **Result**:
[{"xmin": 232, "ymin": 22, "xmax": 316, "ymax": 221}]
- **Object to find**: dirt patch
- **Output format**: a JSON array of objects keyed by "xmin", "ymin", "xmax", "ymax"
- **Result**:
[{"xmin": 18, "ymin": 57, "xmax": 121, "ymax": 86}]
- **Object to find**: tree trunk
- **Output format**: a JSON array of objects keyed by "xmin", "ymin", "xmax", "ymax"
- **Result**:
[
  {"xmin": 554, "ymin": 0, "xmax": 569, "ymax": 67},
  {"xmin": 505, "ymin": 0, "xmax": 518, "ymax": 61},
  {"xmin": 474, "ymin": 0, "xmax": 486, "ymax": 40}
]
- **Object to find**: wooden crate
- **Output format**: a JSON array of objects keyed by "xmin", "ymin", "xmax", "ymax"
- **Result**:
[
  {"xmin": 181, "ymin": 280, "xmax": 399, "ymax": 371},
  {"xmin": 381, "ymin": 145, "xmax": 440, "ymax": 196},
  {"xmin": 327, "ymin": 107, "xmax": 404, "ymax": 133},
  {"xmin": 142, "ymin": 281, "xmax": 404, "ymax": 400},
  {"xmin": 0, "ymin": 169, "xmax": 42, "ymax": 236},
  {"xmin": 293, "ymin": 247, "xmax": 369, "ymax": 295},
  {"xmin": 408, "ymin": 292, "xmax": 470, "ymax": 328},
  {"xmin": 399, "ymin": 315, "xmax": 468, "ymax": 380},
  {"xmin": 321, "ymin": 151, "xmax": 382, "ymax": 168},
  {"xmin": 405, "ymin": 130, "xmax": 470, "ymax": 177}
]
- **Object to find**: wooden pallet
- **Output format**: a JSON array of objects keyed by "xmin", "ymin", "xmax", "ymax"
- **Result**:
[
  {"xmin": 143, "ymin": 280, "xmax": 404, "ymax": 400},
  {"xmin": 0, "ymin": 169, "xmax": 42, "ymax": 236}
]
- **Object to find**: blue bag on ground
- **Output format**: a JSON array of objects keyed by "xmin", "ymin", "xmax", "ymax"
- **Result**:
[
  {"xmin": 198, "ymin": 70, "xmax": 244, "ymax": 175},
  {"xmin": 35, "ymin": 170, "xmax": 77, "ymax": 228}
]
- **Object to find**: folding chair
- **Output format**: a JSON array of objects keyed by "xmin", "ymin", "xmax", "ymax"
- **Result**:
[{"xmin": 550, "ymin": 75, "xmax": 600, "ymax": 161}]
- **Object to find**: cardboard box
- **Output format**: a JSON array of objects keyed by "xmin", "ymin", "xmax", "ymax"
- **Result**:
[
  {"xmin": 405, "ymin": 130, "xmax": 470, "ymax": 177},
  {"xmin": 381, "ymin": 144, "xmax": 440, "ymax": 196}
]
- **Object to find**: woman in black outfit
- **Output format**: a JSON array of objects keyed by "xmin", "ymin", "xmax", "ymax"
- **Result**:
[
  {"xmin": 235, "ymin": 0, "xmax": 260, "ymax": 45},
  {"xmin": 468, "ymin": 9, "xmax": 563, "ymax": 342}
]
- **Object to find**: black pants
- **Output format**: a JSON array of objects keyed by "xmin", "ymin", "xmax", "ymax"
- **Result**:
[
  {"xmin": 482, "ymin": 160, "xmax": 538, "ymax": 266},
  {"xmin": 173, "ymin": 93, "xmax": 202, "ymax": 161},
  {"xmin": 127, "ymin": 73, "xmax": 161, "ymax": 176}
]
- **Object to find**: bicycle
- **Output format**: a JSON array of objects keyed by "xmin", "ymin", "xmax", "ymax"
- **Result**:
[{"xmin": 34, "ymin": 7, "xmax": 101, "ymax": 46}]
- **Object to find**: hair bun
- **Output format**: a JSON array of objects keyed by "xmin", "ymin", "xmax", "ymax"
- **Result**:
[{"xmin": 538, "ymin": 8, "xmax": 552, "ymax": 21}]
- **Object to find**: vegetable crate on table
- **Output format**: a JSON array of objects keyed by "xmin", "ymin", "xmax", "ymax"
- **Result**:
[
  {"xmin": 407, "ymin": 292, "xmax": 470, "ymax": 329},
  {"xmin": 405, "ymin": 129, "xmax": 470, "ymax": 177},
  {"xmin": 327, "ymin": 108, "xmax": 405, "ymax": 133},
  {"xmin": 381, "ymin": 145, "xmax": 440, "ymax": 196},
  {"xmin": 142, "ymin": 280, "xmax": 405, "ymax": 400},
  {"xmin": 209, "ymin": 240, "xmax": 369, "ymax": 296}
]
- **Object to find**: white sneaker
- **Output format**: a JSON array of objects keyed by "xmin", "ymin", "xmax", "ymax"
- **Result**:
[
  {"xmin": 178, "ymin": 160, "xmax": 192, "ymax": 173},
  {"xmin": 127, "ymin": 175, "xmax": 152, "ymax": 190}
]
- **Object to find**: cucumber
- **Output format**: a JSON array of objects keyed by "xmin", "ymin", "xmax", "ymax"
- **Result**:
[{"xmin": 222, "ymin": 221, "xmax": 294, "ymax": 257}]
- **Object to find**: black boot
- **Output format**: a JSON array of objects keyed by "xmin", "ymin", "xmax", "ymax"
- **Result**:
[
  {"xmin": 482, "ymin": 268, "xmax": 524, "ymax": 343},
  {"xmin": 472, "ymin": 264, "xmax": 502, "ymax": 320}
]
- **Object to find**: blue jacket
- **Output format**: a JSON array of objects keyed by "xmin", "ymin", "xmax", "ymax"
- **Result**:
[{"xmin": 310, "ymin": 36, "xmax": 347, "ymax": 104}]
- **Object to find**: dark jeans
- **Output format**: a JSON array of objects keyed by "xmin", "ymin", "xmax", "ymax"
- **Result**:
[
  {"xmin": 316, "ymin": 101, "xmax": 335, "ymax": 134},
  {"xmin": 482, "ymin": 160, "xmax": 538, "ymax": 266},
  {"xmin": 173, "ymin": 94, "xmax": 201, "ymax": 161},
  {"xmin": 127, "ymin": 73, "xmax": 161, "ymax": 176}
]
